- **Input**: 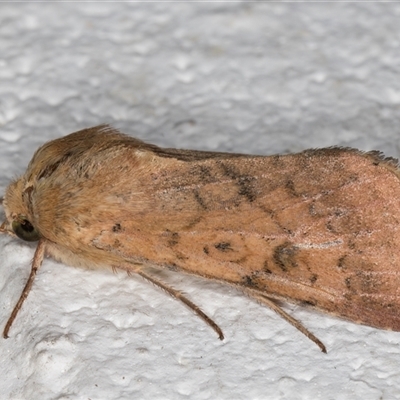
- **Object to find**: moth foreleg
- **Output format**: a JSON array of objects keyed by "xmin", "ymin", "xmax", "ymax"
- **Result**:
[{"xmin": 3, "ymin": 239, "xmax": 46, "ymax": 338}]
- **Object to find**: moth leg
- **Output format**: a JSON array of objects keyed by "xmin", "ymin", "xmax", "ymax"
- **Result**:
[
  {"xmin": 135, "ymin": 269, "xmax": 224, "ymax": 340},
  {"xmin": 243, "ymin": 288, "xmax": 327, "ymax": 353},
  {"xmin": 3, "ymin": 239, "xmax": 46, "ymax": 338},
  {"xmin": 0, "ymin": 198, "xmax": 5, "ymax": 234}
]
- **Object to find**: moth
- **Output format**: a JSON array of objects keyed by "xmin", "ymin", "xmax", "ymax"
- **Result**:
[{"xmin": 2, "ymin": 125, "xmax": 400, "ymax": 353}]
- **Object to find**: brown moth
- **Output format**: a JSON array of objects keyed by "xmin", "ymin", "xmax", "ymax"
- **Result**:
[{"xmin": 2, "ymin": 125, "xmax": 400, "ymax": 353}]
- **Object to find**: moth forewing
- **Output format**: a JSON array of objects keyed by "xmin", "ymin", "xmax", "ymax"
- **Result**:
[{"xmin": 2, "ymin": 125, "xmax": 400, "ymax": 353}]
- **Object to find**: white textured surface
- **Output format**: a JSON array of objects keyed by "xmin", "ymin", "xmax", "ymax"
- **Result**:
[{"xmin": 1, "ymin": 3, "xmax": 400, "ymax": 399}]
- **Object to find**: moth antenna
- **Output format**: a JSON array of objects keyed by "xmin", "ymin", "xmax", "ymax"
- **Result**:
[
  {"xmin": 136, "ymin": 269, "xmax": 224, "ymax": 340},
  {"xmin": 3, "ymin": 239, "xmax": 46, "ymax": 338},
  {"xmin": 243, "ymin": 288, "xmax": 327, "ymax": 353}
]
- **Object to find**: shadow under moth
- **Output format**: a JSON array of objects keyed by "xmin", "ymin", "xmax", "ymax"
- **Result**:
[{"xmin": 2, "ymin": 125, "xmax": 400, "ymax": 353}]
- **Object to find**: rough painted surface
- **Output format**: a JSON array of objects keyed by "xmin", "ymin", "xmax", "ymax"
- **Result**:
[{"xmin": 1, "ymin": 3, "xmax": 400, "ymax": 399}]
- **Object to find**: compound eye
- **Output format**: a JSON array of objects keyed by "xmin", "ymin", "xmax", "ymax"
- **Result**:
[{"xmin": 12, "ymin": 219, "xmax": 40, "ymax": 242}]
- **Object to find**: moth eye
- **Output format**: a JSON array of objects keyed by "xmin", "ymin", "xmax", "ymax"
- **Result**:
[{"xmin": 12, "ymin": 219, "xmax": 40, "ymax": 242}]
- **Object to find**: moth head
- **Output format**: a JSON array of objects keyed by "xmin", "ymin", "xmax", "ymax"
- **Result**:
[
  {"xmin": 1, "ymin": 177, "xmax": 40, "ymax": 242},
  {"xmin": 10, "ymin": 217, "xmax": 40, "ymax": 242}
]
